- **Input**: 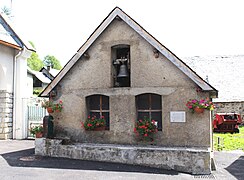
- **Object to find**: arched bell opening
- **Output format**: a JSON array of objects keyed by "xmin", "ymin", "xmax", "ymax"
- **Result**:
[{"xmin": 111, "ymin": 45, "xmax": 130, "ymax": 87}]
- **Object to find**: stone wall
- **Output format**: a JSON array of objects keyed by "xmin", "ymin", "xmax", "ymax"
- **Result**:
[
  {"xmin": 35, "ymin": 138, "xmax": 211, "ymax": 175},
  {"xmin": 0, "ymin": 90, "xmax": 13, "ymax": 139},
  {"xmin": 51, "ymin": 18, "xmax": 212, "ymax": 148},
  {"xmin": 214, "ymin": 101, "xmax": 244, "ymax": 123}
]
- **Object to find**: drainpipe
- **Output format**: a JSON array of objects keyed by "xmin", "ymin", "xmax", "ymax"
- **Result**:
[{"xmin": 12, "ymin": 47, "xmax": 25, "ymax": 139}]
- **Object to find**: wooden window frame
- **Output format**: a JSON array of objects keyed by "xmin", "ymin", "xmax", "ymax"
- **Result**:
[
  {"xmin": 136, "ymin": 93, "xmax": 162, "ymax": 130},
  {"xmin": 86, "ymin": 95, "xmax": 110, "ymax": 130}
]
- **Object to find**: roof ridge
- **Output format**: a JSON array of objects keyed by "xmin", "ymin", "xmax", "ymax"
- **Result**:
[{"xmin": 39, "ymin": 7, "xmax": 217, "ymax": 97}]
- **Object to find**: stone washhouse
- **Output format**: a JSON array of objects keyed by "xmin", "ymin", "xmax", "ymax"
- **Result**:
[{"xmin": 37, "ymin": 7, "xmax": 218, "ymax": 174}]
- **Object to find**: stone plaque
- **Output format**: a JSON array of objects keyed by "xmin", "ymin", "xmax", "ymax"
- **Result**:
[{"xmin": 170, "ymin": 111, "xmax": 186, "ymax": 123}]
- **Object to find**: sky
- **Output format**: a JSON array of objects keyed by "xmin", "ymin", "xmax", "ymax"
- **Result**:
[{"xmin": 1, "ymin": 0, "xmax": 244, "ymax": 66}]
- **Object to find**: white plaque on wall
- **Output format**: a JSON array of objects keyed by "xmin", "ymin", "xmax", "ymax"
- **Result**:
[{"xmin": 170, "ymin": 111, "xmax": 186, "ymax": 123}]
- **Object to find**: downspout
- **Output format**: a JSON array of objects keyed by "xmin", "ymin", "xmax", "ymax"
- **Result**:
[{"xmin": 12, "ymin": 47, "xmax": 25, "ymax": 139}]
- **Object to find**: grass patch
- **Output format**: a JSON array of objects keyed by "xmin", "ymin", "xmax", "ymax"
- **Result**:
[{"xmin": 213, "ymin": 126, "xmax": 244, "ymax": 151}]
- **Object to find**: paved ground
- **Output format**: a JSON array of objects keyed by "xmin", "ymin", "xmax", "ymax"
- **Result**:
[{"xmin": 0, "ymin": 140, "xmax": 243, "ymax": 180}]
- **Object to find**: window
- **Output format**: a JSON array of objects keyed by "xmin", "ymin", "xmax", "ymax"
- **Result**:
[
  {"xmin": 86, "ymin": 95, "xmax": 110, "ymax": 130},
  {"xmin": 136, "ymin": 93, "xmax": 162, "ymax": 130},
  {"xmin": 112, "ymin": 45, "xmax": 130, "ymax": 87}
]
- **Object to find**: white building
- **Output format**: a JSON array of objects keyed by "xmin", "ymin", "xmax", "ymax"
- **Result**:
[{"xmin": 0, "ymin": 12, "xmax": 34, "ymax": 139}]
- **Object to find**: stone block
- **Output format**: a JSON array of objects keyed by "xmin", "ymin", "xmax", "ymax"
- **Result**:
[
  {"xmin": 0, "ymin": 132, "xmax": 12, "ymax": 139},
  {"xmin": 1, "ymin": 108, "xmax": 12, "ymax": 114},
  {"xmin": 7, "ymin": 122, "xmax": 13, "ymax": 127},
  {"xmin": 0, "ymin": 134, "xmax": 7, "ymax": 139},
  {"xmin": 36, "ymin": 139, "xmax": 211, "ymax": 175},
  {"xmin": 0, "ymin": 126, "xmax": 12, "ymax": 133},
  {"xmin": 3, "ymin": 118, "xmax": 13, "ymax": 123},
  {"xmin": 35, "ymin": 138, "xmax": 47, "ymax": 156},
  {"xmin": 0, "ymin": 93, "xmax": 7, "ymax": 98}
]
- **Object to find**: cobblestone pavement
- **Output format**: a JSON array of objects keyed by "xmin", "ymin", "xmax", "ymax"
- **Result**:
[{"xmin": 0, "ymin": 140, "xmax": 243, "ymax": 180}]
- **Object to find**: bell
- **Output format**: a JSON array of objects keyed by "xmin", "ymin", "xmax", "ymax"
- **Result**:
[{"xmin": 117, "ymin": 64, "xmax": 129, "ymax": 78}]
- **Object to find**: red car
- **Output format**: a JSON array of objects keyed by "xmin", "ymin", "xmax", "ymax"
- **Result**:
[{"xmin": 213, "ymin": 113, "xmax": 242, "ymax": 133}]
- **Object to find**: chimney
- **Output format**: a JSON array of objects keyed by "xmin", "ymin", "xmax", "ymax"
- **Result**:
[{"xmin": 47, "ymin": 65, "xmax": 51, "ymax": 72}]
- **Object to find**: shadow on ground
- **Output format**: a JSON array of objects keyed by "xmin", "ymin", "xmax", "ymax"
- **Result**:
[
  {"xmin": 225, "ymin": 155, "xmax": 244, "ymax": 180},
  {"xmin": 1, "ymin": 148, "xmax": 178, "ymax": 175}
]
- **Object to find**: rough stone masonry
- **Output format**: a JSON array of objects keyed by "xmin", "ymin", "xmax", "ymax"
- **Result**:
[{"xmin": 35, "ymin": 138, "xmax": 211, "ymax": 175}]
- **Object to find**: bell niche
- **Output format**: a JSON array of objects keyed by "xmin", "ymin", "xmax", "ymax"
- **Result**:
[{"xmin": 112, "ymin": 45, "xmax": 130, "ymax": 87}]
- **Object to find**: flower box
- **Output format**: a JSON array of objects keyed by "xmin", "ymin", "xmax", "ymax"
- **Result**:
[
  {"xmin": 134, "ymin": 116, "xmax": 158, "ymax": 142},
  {"xmin": 82, "ymin": 115, "xmax": 106, "ymax": 131},
  {"xmin": 86, "ymin": 126, "xmax": 106, "ymax": 131}
]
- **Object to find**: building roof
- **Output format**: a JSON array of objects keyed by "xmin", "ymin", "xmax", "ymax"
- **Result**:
[
  {"xmin": 183, "ymin": 55, "xmax": 244, "ymax": 102},
  {"xmin": 40, "ymin": 67, "xmax": 60, "ymax": 79},
  {"xmin": 49, "ymin": 68, "xmax": 59, "ymax": 77},
  {"xmin": 0, "ymin": 12, "xmax": 34, "ymax": 51},
  {"xmin": 27, "ymin": 68, "xmax": 51, "ymax": 84},
  {"xmin": 39, "ymin": 7, "xmax": 217, "ymax": 97}
]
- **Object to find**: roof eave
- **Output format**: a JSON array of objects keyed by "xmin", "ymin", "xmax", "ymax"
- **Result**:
[
  {"xmin": 40, "ymin": 7, "xmax": 218, "ymax": 97},
  {"xmin": 0, "ymin": 39, "xmax": 22, "ymax": 50},
  {"xmin": 0, "ymin": 13, "xmax": 35, "ymax": 52}
]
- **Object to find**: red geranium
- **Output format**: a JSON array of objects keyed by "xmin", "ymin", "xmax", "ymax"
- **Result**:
[
  {"xmin": 134, "ymin": 116, "xmax": 158, "ymax": 141},
  {"xmin": 82, "ymin": 115, "xmax": 106, "ymax": 130}
]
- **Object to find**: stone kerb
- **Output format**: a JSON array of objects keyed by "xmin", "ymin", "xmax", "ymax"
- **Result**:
[{"xmin": 35, "ymin": 138, "xmax": 211, "ymax": 175}]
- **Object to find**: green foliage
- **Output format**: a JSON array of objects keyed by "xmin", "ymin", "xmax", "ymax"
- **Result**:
[
  {"xmin": 27, "ymin": 42, "xmax": 62, "ymax": 71},
  {"xmin": 134, "ymin": 116, "xmax": 158, "ymax": 141},
  {"xmin": 43, "ymin": 55, "xmax": 62, "ymax": 70},
  {"xmin": 27, "ymin": 52, "xmax": 43, "ymax": 71},
  {"xmin": 186, "ymin": 98, "xmax": 215, "ymax": 113},
  {"xmin": 28, "ymin": 41, "xmax": 36, "ymax": 49},
  {"xmin": 33, "ymin": 89, "xmax": 42, "ymax": 96},
  {"xmin": 30, "ymin": 125, "xmax": 43, "ymax": 135},
  {"xmin": 82, "ymin": 115, "xmax": 106, "ymax": 130},
  {"xmin": 1, "ymin": 6, "xmax": 11, "ymax": 16},
  {"xmin": 214, "ymin": 126, "xmax": 244, "ymax": 151},
  {"xmin": 27, "ymin": 41, "xmax": 43, "ymax": 71},
  {"xmin": 41, "ymin": 99, "xmax": 63, "ymax": 112}
]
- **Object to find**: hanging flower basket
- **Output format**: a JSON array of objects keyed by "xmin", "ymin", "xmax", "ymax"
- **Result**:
[
  {"xmin": 194, "ymin": 107, "xmax": 204, "ymax": 114},
  {"xmin": 186, "ymin": 98, "xmax": 215, "ymax": 113},
  {"xmin": 47, "ymin": 107, "xmax": 54, "ymax": 113},
  {"xmin": 42, "ymin": 99, "xmax": 63, "ymax": 113}
]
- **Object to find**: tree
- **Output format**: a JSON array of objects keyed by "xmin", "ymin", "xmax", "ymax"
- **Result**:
[
  {"xmin": 43, "ymin": 55, "xmax": 62, "ymax": 70},
  {"xmin": 1, "ymin": 6, "xmax": 11, "ymax": 16},
  {"xmin": 28, "ymin": 53, "xmax": 43, "ymax": 71},
  {"xmin": 27, "ymin": 41, "xmax": 43, "ymax": 71}
]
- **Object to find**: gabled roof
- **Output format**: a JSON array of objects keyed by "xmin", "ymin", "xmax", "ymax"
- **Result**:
[
  {"xmin": 0, "ymin": 12, "xmax": 34, "ymax": 51},
  {"xmin": 40, "ymin": 7, "xmax": 217, "ymax": 97}
]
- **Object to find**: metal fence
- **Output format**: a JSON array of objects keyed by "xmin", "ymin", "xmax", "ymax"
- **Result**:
[
  {"xmin": 27, "ymin": 106, "xmax": 47, "ymax": 137},
  {"xmin": 213, "ymin": 136, "xmax": 224, "ymax": 151}
]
